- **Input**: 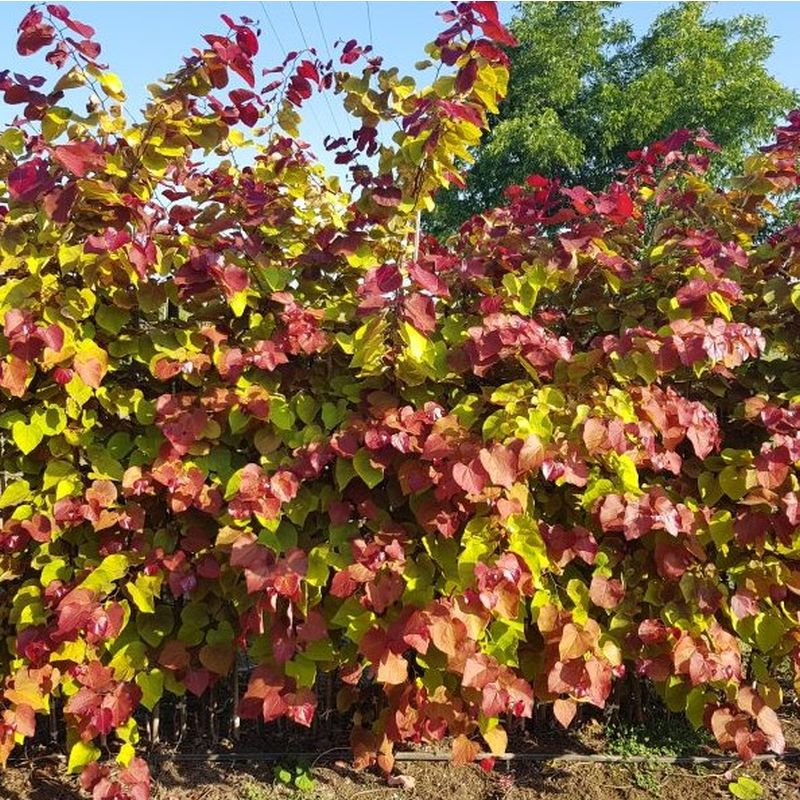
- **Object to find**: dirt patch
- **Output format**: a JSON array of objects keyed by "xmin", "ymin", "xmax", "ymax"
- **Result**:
[
  {"xmin": 3, "ymin": 716, "xmax": 800, "ymax": 800},
  {"xmin": 2, "ymin": 754, "xmax": 800, "ymax": 800}
]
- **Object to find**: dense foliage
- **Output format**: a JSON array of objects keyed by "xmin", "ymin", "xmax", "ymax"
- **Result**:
[
  {"xmin": 429, "ymin": 1, "xmax": 798, "ymax": 233},
  {"xmin": 1, "ymin": 4, "xmax": 800, "ymax": 800}
]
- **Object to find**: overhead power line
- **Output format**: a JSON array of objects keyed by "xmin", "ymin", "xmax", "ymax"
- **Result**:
[
  {"xmin": 365, "ymin": 1, "xmax": 374, "ymax": 45},
  {"xmin": 289, "ymin": 1, "xmax": 313, "ymax": 52},
  {"xmin": 312, "ymin": 2, "xmax": 335, "ymax": 63},
  {"xmin": 289, "ymin": 1, "xmax": 343, "ymax": 138},
  {"xmin": 259, "ymin": 1, "xmax": 287, "ymax": 56}
]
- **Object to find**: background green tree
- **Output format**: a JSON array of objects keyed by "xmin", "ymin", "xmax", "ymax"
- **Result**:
[{"xmin": 428, "ymin": 1, "xmax": 798, "ymax": 234}]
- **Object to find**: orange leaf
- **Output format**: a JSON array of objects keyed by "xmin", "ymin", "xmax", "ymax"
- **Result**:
[
  {"xmin": 376, "ymin": 650, "xmax": 408, "ymax": 685},
  {"xmin": 553, "ymin": 698, "xmax": 577, "ymax": 728},
  {"xmin": 73, "ymin": 341, "xmax": 108, "ymax": 389},
  {"xmin": 452, "ymin": 734, "xmax": 481, "ymax": 766},
  {"xmin": 559, "ymin": 623, "xmax": 592, "ymax": 660}
]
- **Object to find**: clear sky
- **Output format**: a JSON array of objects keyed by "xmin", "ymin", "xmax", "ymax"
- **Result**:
[{"xmin": 2, "ymin": 1, "xmax": 799, "ymax": 174}]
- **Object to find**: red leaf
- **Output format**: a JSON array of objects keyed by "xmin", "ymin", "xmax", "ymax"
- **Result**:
[
  {"xmin": 8, "ymin": 158, "xmax": 54, "ymax": 202},
  {"xmin": 0, "ymin": 356, "xmax": 30, "ymax": 398},
  {"xmin": 408, "ymin": 262, "xmax": 450, "ymax": 298},
  {"xmin": 582, "ymin": 418, "xmax": 607, "ymax": 453},
  {"xmin": 236, "ymin": 26, "xmax": 259, "ymax": 57},
  {"xmin": 285, "ymin": 688, "xmax": 316, "ymax": 727},
  {"xmin": 85, "ymin": 227, "xmax": 132, "ymax": 254},
  {"xmin": 731, "ymin": 591, "xmax": 758, "ymax": 620},
  {"xmin": 47, "ymin": 5, "xmax": 96, "ymax": 38},
  {"xmin": 654, "ymin": 538, "xmax": 694, "ymax": 581},
  {"xmin": 478, "ymin": 444, "xmax": 518, "ymax": 488},
  {"xmin": 52, "ymin": 141, "xmax": 105, "ymax": 178},
  {"xmin": 452, "ymin": 459, "xmax": 488, "ymax": 495},
  {"xmin": 158, "ymin": 640, "xmax": 189, "ymax": 672},
  {"xmin": 455, "ymin": 59, "xmax": 478, "ymax": 95},
  {"xmin": 185, "ymin": 668, "xmax": 212, "ymax": 697},
  {"xmin": 43, "ymin": 181, "xmax": 78, "ymax": 223},
  {"xmin": 402, "ymin": 293, "xmax": 436, "ymax": 335},
  {"xmin": 17, "ymin": 11, "xmax": 56, "ymax": 56},
  {"xmin": 589, "ymin": 575, "xmax": 625, "ymax": 610},
  {"xmin": 73, "ymin": 349, "xmax": 107, "ymax": 389},
  {"xmin": 737, "ymin": 687, "xmax": 785, "ymax": 754},
  {"xmin": 297, "ymin": 60, "xmax": 319, "ymax": 83},
  {"xmin": 372, "ymin": 186, "xmax": 402, "ymax": 207}
]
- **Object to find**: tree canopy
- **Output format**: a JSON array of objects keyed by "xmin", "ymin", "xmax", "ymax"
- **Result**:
[{"xmin": 429, "ymin": 1, "xmax": 798, "ymax": 234}]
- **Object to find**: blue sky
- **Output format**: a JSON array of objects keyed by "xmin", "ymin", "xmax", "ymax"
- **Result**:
[{"xmin": 2, "ymin": 1, "xmax": 799, "ymax": 175}]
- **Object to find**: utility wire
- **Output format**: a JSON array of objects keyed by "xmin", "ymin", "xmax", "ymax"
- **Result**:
[
  {"xmin": 289, "ymin": 1, "xmax": 313, "ymax": 52},
  {"xmin": 312, "ymin": 2, "xmax": 334, "ymax": 63},
  {"xmin": 279, "ymin": 2, "xmax": 335, "ymax": 142},
  {"xmin": 310, "ymin": 2, "xmax": 345, "ymax": 137},
  {"xmin": 259, "ymin": 1, "xmax": 288, "ymax": 57},
  {"xmin": 288, "ymin": 1, "xmax": 343, "ymax": 138},
  {"xmin": 365, "ymin": 1, "xmax": 374, "ymax": 45}
]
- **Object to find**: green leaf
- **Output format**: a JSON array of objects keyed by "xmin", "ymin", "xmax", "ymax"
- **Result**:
[
  {"xmin": 294, "ymin": 393, "xmax": 318, "ymax": 425},
  {"xmin": 276, "ymin": 767, "xmax": 293, "ymax": 784},
  {"xmin": 0, "ymin": 479, "xmax": 31, "ymax": 509},
  {"xmin": 0, "ymin": 128, "xmax": 25, "ymax": 154},
  {"xmin": 754, "ymin": 613, "xmax": 785, "ymax": 653},
  {"xmin": 96, "ymin": 304, "xmax": 131, "ymax": 335},
  {"xmin": 685, "ymin": 687, "xmax": 709, "ymax": 729},
  {"xmin": 80, "ymin": 554, "xmax": 130, "ymax": 594},
  {"xmin": 86, "ymin": 445, "xmax": 125, "ymax": 481},
  {"xmin": 346, "ymin": 316, "xmax": 387, "ymax": 375},
  {"xmin": 230, "ymin": 291, "xmax": 247, "ymax": 317},
  {"xmin": 294, "ymin": 771, "xmax": 316, "ymax": 792},
  {"xmin": 137, "ymin": 606, "xmax": 174, "ymax": 648},
  {"xmin": 698, "ymin": 472, "xmax": 723, "ymax": 506},
  {"xmin": 506, "ymin": 514, "xmax": 547, "ymax": 579},
  {"xmin": 109, "ymin": 641, "xmax": 147, "ymax": 680},
  {"xmin": 306, "ymin": 546, "xmax": 331, "ymax": 588},
  {"xmin": 12, "ymin": 420, "xmax": 43, "ymax": 455},
  {"xmin": 136, "ymin": 669, "xmax": 164, "ymax": 710},
  {"xmin": 41, "ymin": 107, "xmax": 71, "ymax": 141},
  {"xmin": 321, "ymin": 400, "xmax": 348, "ymax": 430},
  {"xmin": 285, "ymin": 654, "xmax": 316, "ymax": 688},
  {"xmin": 353, "ymin": 448, "xmax": 383, "ymax": 488},
  {"xmin": 126, "ymin": 574, "xmax": 162, "ymax": 613},
  {"xmin": 728, "ymin": 776, "xmax": 763, "ymax": 800},
  {"xmin": 117, "ymin": 742, "xmax": 136, "ymax": 768},
  {"xmin": 206, "ymin": 621, "xmax": 236, "ymax": 646},
  {"xmin": 269, "ymin": 396, "xmax": 296, "ymax": 430},
  {"xmin": 708, "ymin": 511, "xmax": 734, "ymax": 548},
  {"xmin": 68, "ymin": 740, "xmax": 101, "ymax": 773},
  {"xmin": 708, "ymin": 291, "xmax": 732, "ymax": 321},
  {"xmin": 41, "ymin": 558, "xmax": 71, "ymax": 586},
  {"xmin": 66, "ymin": 374, "xmax": 93, "ymax": 407},
  {"xmin": 719, "ymin": 466, "xmax": 747, "ymax": 501},
  {"xmin": 334, "ymin": 457, "xmax": 356, "ymax": 491}
]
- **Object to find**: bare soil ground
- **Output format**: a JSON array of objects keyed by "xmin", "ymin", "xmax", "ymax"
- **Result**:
[{"xmin": 2, "ymin": 717, "xmax": 800, "ymax": 800}]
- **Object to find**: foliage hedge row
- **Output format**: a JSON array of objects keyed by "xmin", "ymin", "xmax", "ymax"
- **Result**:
[{"xmin": 1, "ymin": 4, "xmax": 800, "ymax": 799}]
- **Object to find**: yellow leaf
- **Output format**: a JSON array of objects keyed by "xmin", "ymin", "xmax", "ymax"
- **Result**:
[
  {"xmin": 401, "ymin": 321, "xmax": 429, "ymax": 363},
  {"xmin": 482, "ymin": 725, "xmax": 508, "ymax": 755},
  {"xmin": 99, "ymin": 72, "xmax": 126, "ymax": 102}
]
